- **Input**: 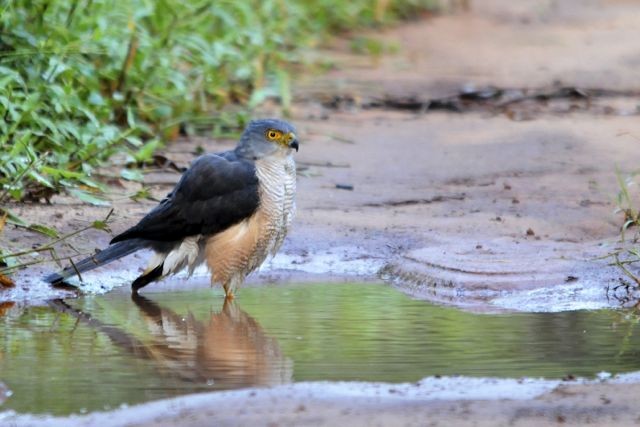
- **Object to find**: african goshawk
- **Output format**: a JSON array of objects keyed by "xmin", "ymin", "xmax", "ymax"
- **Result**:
[{"xmin": 45, "ymin": 119, "xmax": 298, "ymax": 298}]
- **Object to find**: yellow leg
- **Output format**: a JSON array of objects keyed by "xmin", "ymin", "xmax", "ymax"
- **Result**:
[{"xmin": 223, "ymin": 282, "xmax": 235, "ymax": 300}]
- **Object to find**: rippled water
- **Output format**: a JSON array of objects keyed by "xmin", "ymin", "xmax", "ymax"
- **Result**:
[{"xmin": 1, "ymin": 283, "xmax": 640, "ymax": 415}]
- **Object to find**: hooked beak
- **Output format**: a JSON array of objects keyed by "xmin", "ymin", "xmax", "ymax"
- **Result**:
[{"xmin": 285, "ymin": 132, "xmax": 299, "ymax": 152}]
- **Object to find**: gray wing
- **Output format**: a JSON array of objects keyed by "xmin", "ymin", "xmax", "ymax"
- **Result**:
[{"xmin": 111, "ymin": 152, "xmax": 259, "ymax": 243}]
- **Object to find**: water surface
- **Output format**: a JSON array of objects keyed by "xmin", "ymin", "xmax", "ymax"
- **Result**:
[{"xmin": 1, "ymin": 283, "xmax": 639, "ymax": 415}]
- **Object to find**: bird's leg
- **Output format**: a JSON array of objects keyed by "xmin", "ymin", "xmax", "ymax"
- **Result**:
[
  {"xmin": 223, "ymin": 276, "xmax": 242, "ymax": 300},
  {"xmin": 131, "ymin": 263, "xmax": 164, "ymax": 294},
  {"xmin": 223, "ymin": 281, "xmax": 235, "ymax": 300}
]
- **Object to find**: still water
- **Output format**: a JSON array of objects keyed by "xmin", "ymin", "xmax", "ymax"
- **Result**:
[{"xmin": 1, "ymin": 283, "xmax": 639, "ymax": 415}]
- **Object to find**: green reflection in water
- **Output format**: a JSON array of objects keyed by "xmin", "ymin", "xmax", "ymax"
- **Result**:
[{"xmin": 1, "ymin": 283, "xmax": 639, "ymax": 415}]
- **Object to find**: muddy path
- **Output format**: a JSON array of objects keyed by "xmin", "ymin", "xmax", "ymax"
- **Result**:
[
  {"xmin": 4, "ymin": 0, "xmax": 640, "ymax": 311},
  {"xmin": 3, "ymin": 1, "xmax": 640, "ymax": 425},
  {"xmin": 288, "ymin": 0, "xmax": 640, "ymax": 312}
]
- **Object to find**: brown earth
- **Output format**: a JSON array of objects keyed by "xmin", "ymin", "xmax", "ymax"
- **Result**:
[
  {"xmin": 3, "ymin": 0, "xmax": 640, "ymax": 425},
  {"xmin": 4, "ymin": 0, "xmax": 640, "ymax": 310}
]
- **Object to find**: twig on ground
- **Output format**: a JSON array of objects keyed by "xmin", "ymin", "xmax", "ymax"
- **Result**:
[
  {"xmin": 614, "ymin": 253, "xmax": 640, "ymax": 287},
  {"xmin": 0, "ymin": 209, "xmax": 114, "ymax": 275},
  {"xmin": 0, "ymin": 251, "xmax": 94, "ymax": 276}
]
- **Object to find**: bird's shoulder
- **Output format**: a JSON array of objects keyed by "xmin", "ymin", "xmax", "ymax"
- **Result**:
[{"xmin": 173, "ymin": 151, "xmax": 257, "ymax": 200}]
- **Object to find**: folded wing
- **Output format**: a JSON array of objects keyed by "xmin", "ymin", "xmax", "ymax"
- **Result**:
[{"xmin": 111, "ymin": 152, "xmax": 260, "ymax": 244}]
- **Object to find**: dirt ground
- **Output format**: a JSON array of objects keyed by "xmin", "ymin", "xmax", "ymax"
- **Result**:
[
  {"xmin": 3, "ymin": 0, "xmax": 640, "ymax": 425},
  {"xmin": 8, "ymin": 377, "xmax": 640, "ymax": 426}
]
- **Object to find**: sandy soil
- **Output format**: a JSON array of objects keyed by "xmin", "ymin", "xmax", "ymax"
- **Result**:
[
  {"xmin": 6, "ymin": 377, "xmax": 640, "ymax": 426},
  {"xmin": 3, "ymin": 0, "xmax": 640, "ymax": 425}
]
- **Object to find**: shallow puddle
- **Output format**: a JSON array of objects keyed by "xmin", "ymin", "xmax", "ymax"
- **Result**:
[{"xmin": 1, "ymin": 283, "xmax": 640, "ymax": 415}]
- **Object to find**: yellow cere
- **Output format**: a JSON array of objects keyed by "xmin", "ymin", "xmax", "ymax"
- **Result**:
[{"xmin": 283, "ymin": 132, "xmax": 296, "ymax": 144}]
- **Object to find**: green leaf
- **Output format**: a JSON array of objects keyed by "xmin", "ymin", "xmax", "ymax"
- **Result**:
[
  {"xmin": 66, "ymin": 188, "xmax": 111, "ymax": 206},
  {"xmin": 125, "ymin": 136, "xmax": 143, "ymax": 147},
  {"xmin": 4, "ymin": 210, "xmax": 27, "ymax": 227},
  {"xmin": 77, "ymin": 177, "xmax": 106, "ymax": 191},
  {"xmin": 91, "ymin": 219, "xmax": 111, "ymax": 232},
  {"xmin": 134, "ymin": 139, "xmax": 160, "ymax": 163},
  {"xmin": 28, "ymin": 224, "xmax": 60, "ymax": 238},
  {"xmin": 126, "ymin": 107, "xmax": 136, "ymax": 128},
  {"xmin": 28, "ymin": 170, "xmax": 54, "ymax": 188},
  {"xmin": 88, "ymin": 91, "xmax": 105, "ymax": 106},
  {"xmin": 153, "ymin": 105, "xmax": 173, "ymax": 119},
  {"xmin": 41, "ymin": 166, "xmax": 85, "ymax": 180},
  {"xmin": 130, "ymin": 187, "xmax": 153, "ymax": 201},
  {"xmin": 120, "ymin": 168, "xmax": 144, "ymax": 182},
  {"xmin": 8, "ymin": 188, "xmax": 23, "ymax": 201},
  {"xmin": 0, "ymin": 250, "xmax": 19, "ymax": 268}
]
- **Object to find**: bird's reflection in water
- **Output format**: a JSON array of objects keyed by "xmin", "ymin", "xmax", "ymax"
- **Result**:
[
  {"xmin": 52, "ymin": 294, "xmax": 292, "ymax": 390},
  {"xmin": 131, "ymin": 294, "xmax": 293, "ymax": 388}
]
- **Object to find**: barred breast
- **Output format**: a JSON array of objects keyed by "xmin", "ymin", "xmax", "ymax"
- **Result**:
[
  {"xmin": 251, "ymin": 155, "xmax": 296, "ymax": 261},
  {"xmin": 204, "ymin": 155, "xmax": 296, "ymax": 290}
]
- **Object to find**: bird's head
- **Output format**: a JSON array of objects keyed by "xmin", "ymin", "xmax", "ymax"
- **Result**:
[{"xmin": 235, "ymin": 119, "xmax": 299, "ymax": 160}]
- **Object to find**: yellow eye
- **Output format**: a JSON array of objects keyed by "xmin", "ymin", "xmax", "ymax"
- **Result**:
[{"xmin": 266, "ymin": 129, "xmax": 282, "ymax": 141}]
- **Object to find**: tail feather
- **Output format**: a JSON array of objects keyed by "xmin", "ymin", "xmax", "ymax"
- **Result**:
[{"xmin": 44, "ymin": 239, "xmax": 148, "ymax": 284}]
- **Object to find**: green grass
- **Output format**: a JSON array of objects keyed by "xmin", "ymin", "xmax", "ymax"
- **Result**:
[
  {"xmin": 616, "ymin": 168, "xmax": 640, "ymax": 238},
  {"xmin": 612, "ymin": 168, "xmax": 640, "ymax": 287},
  {"xmin": 0, "ymin": 0, "xmax": 438, "ymax": 277},
  {"xmin": 0, "ymin": 0, "xmax": 438, "ymax": 205}
]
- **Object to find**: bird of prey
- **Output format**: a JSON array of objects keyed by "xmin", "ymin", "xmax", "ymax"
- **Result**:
[{"xmin": 45, "ymin": 119, "xmax": 299, "ymax": 299}]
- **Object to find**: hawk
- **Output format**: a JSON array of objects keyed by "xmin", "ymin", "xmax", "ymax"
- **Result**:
[{"xmin": 45, "ymin": 119, "xmax": 298, "ymax": 298}]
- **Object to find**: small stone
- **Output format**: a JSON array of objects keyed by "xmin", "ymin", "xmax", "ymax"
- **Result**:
[
  {"xmin": 526, "ymin": 228, "xmax": 535, "ymax": 236},
  {"xmin": 335, "ymin": 183, "xmax": 354, "ymax": 191}
]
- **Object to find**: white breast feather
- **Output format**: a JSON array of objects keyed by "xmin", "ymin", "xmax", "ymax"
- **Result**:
[{"xmin": 255, "ymin": 155, "xmax": 296, "ymax": 259}]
